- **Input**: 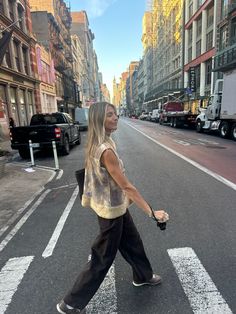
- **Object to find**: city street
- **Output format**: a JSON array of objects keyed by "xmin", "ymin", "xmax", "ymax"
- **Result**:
[{"xmin": 0, "ymin": 118, "xmax": 236, "ymax": 314}]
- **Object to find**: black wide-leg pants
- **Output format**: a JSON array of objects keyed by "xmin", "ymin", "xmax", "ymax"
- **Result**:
[{"xmin": 64, "ymin": 210, "xmax": 153, "ymax": 310}]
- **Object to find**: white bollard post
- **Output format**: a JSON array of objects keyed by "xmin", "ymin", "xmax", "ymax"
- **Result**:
[
  {"xmin": 29, "ymin": 140, "xmax": 35, "ymax": 167},
  {"xmin": 52, "ymin": 141, "xmax": 59, "ymax": 170}
]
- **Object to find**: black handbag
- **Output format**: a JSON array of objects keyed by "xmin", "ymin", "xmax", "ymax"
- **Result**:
[{"xmin": 75, "ymin": 168, "xmax": 85, "ymax": 200}]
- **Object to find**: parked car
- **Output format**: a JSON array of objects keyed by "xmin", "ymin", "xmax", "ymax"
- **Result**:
[
  {"xmin": 139, "ymin": 112, "xmax": 149, "ymax": 120},
  {"xmin": 151, "ymin": 109, "xmax": 161, "ymax": 123},
  {"xmin": 10, "ymin": 112, "xmax": 81, "ymax": 159},
  {"xmin": 146, "ymin": 112, "xmax": 153, "ymax": 121}
]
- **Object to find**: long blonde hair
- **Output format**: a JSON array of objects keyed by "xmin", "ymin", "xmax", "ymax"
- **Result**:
[{"xmin": 85, "ymin": 102, "xmax": 116, "ymax": 168}]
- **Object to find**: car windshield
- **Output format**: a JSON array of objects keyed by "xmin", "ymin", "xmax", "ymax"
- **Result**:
[{"xmin": 31, "ymin": 114, "xmax": 66, "ymax": 125}]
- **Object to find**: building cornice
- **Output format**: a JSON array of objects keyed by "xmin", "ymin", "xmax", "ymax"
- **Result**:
[
  {"xmin": 0, "ymin": 65, "xmax": 40, "ymax": 84},
  {"xmin": 184, "ymin": 48, "xmax": 215, "ymax": 71}
]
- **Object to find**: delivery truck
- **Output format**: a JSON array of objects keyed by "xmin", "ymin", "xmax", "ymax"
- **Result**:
[
  {"xmin": 159, "ymin": 101, "xmax": 197, "ymax": 128},
  {"xmin": 196, "ymin": 69, "xmax": 236, "ymax": 141}
]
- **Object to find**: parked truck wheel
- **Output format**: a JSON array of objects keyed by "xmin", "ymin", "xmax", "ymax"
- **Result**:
[
  {"xmin": 173, "ymin": 118, "xmax": 178, "ymax": 128},
  {"xmin": 231, "ymin": 123, "xmax": 236, "ymax": 141},
  {"xmin": 18, "ymin": 148, "xmax": 30, "ymax": 159},
  {"xmin": 219, "ymin": 121, "xmax": 230, "ymax": 138},
  {"xmin": 62, "ymin": 136, "xmax": 70, "ymax": 155},
  {"xmin": 196, "ymin": 119, "xmax": 203, "ymax": 133}
]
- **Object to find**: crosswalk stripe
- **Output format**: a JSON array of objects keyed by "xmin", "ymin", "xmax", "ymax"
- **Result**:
[
  {"xmin": 42, "ymin": 186, "xmax": 79, "ymax": 258},
  {"xmin": 168, "ymin": 247, "xmax": 232, "ymax": 314},
  {"xmin": 86, "ymin": 255, "xmax": 117, "ymax": 314},
  {"xmin": 0, "ymin": 256, "xmax": 34, "ymax": 314}
]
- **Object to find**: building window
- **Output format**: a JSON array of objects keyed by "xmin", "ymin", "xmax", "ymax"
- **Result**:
[
  {"xmin": 230, "ymin": 17, "xmax": 236, "ymax": 45},
  {"xmin": 13, "ymin": 40, "xmax": 21, "ymax": 71},
  {"xmin": 10, "ymin": 87, "xmax": 19, "ymax": 125},
  {"xmin": 0, "ymin": 85, "xmax": 7, "ymax": 120},
  {"xmin": 28, "ymin": 91, "xmax": 34, "ymax": 118},
  {"xmin": 188, "ymin": 27, "xmax": 193, "ymax": 44},
  {"xmin": 197, "ymin": 0, "xmax": 203, "ymax": 8},
  {"xmin": 221, "ymin": 0, "xmax": 229, "ymax": 19},
  {"xmin": 205, "ymin": 59, "xmax": 212, "ymax": 85},
  {"xmin": 207, "ymin": 6, "xmax": 214, "ymax": 27},
  {"xmin": 9, "ymin": 0, "xmax": 15, "ymax": 21},
  {"xmin": 22, "ymin": 46, "xmax": 29, "ymax": 74},
  {"xmin": 219, "ymin": 26, "xmax": 227, "ymax": 50},
  {"xmin": 197, "ymin": 19, "xmax": 202, "ymax": 37},
  {"xmin": 188, "ymin": 46, "xmax": 192, "ymax": 62},
  {"xmin": 189, "ymin": 2, "xmax": 193, "ymax": 18},
  {"xmin": 19, "ymin": 89, "xmax": 27, "ymax": 125},
  {"xmin": 17, "ymin": 4, "xmax": 25, "ymax": 31},
  {"xmin": 5, "ymin": 47, "xmax": 11, "ymax": 67},
  {"xmin": 42, "ymin": 61, "xmax": 50, "ymax": 84},
  {"xmin": 206, "ymin": 30, "xmax": 213, "ymax": 50},
  {"xmin": 196, "ymin": 40, "xmax": 201, "ymax": 57},
  {"xmin": 0, "ymin": 0, "xmax": 4, "ymax": 13}
]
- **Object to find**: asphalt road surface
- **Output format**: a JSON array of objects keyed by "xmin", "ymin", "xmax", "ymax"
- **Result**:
[{"xmin": 0, "ymin": 118, "xmax": 236, "ymax": 314}]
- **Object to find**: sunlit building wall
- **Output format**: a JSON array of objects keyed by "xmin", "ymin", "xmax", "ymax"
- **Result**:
[
  {"xmin": 137, "ymin": 59, "xmax": 145, "ymax": 114},
  {"xmin": 71, "ymin": 34, "xmax": 86, "ymax": 106},
  {"xmin": 93, "ymin": 51, "xmax": 101, "ymax": 103},
  {"xmin": 126, "ymin": 61, "xmax": 139, "ymax": 114},
  {"xmin": 0, "ymin": 0, "xmax": 39, "ymax": 136},
  {"xmin": 142, "ymin": 11, "xmax": 153, "ymax": 107},
  {"xmin": 184, "ymin": 0, "xmax": 216, "ymax": 108},
  {"xmin": 30, "ymin": 0, "xmax": 80, "ymax": 118},
  {"xmin": 71, "ymin": 11, "xmax": 95, "ymax": 106},
  {"xmin": 143, "ymin": 0, "xmax": 184, "ymax": 111},
  {"xmin": 36, "ymin": 44, "xmax": 57, "ymax": 113},
  {"xmin": 119, "ymin": 71, "xmax": 129, "ymax": 115},
  {"xmin": 100, "ymin": 83, "xmax": 110, "ymax": 103},
  {"xmin": 112, "ymin": 77, "xmax": 120, "ymax": 106},
  {"xmin": 213, "ymin": 1, "xmax": 236, "ymax": 74}
]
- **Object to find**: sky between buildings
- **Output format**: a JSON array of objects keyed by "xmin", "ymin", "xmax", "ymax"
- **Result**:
[{"xmin": 70, "ymin": 0, "xmax": 147, "ymax": 96}]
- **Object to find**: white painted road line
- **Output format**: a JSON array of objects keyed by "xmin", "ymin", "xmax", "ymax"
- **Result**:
[
  {"xmin": 168, "ymin": 247, "xmax": 232, "ymax": 314},
  {"xmin": 56, "ymin": 169, "xmax": 63, "ymax": 180},
  {"xmin": 87, "ymin": 255, "xmax": 117, "ymax": 314},
  {"xmin": 42, "ymin": 186, "xmax": 79, "ymax": 258},
  {"xmin": 0, "ymin": 256, "xmax": 34, "ymax": 314},
  {"xmin": 126, "ymin": 122, "xmax": 236, "ymax": 191},
  {"xmin": 0, "ymin": 189, "xmax": 51, "ymax": 253}
]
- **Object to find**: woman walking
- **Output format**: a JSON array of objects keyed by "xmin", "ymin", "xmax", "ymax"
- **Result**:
[{"xmin": 57, "ymin": 102, "xmax": 169, "ymax": 314}]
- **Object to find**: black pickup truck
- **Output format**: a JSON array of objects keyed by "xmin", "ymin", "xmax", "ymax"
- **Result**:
[{"xmin": 10, "ymin": 112, "xmax": 81, "ymax": 159}]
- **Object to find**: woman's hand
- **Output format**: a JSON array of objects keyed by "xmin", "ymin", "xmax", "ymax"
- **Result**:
[{"xmin": 154, "ymin": 210, "xmax": 169, "ymax": 222}]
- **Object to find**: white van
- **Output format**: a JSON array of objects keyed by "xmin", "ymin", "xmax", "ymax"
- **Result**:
[
  {"xmin": 151, "ymin": 109, "xmax": 161, "ymax": 123},
  {"xmin": 75, "ymin": 107, "xmax": 89, "ymax": 130}
]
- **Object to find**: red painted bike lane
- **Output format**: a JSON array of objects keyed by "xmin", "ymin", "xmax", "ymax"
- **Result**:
[{"xmin": 124, "ymin": 119, "xmax": 236, "ymax": 186}]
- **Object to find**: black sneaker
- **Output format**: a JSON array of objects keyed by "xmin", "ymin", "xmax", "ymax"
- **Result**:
[
  {"xmin": 56, "ymin": 300, "xmax": 86, "ymax": 314},
  {"xmin": 132, "ymin": 274, "xmax": 162, "ymax": 287}
]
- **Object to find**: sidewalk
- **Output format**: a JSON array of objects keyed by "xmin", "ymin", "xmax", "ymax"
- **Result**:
[
  {"xmin": 0, "ymin": 138, "xmax": 17, "ymax": 161},
  {"xmin": 0, "ymin": 139, "xmax": 55, "ymax": 234}
]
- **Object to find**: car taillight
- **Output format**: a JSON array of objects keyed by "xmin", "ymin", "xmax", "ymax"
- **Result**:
[{"xmin": 55, "ymin": 127, "xmax": 61, "ymax": 138}]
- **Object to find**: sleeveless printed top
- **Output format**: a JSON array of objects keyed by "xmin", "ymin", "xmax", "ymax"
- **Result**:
[{"xmin": 81, "ymin": 143, "xmax": 131, "ymax": 219}]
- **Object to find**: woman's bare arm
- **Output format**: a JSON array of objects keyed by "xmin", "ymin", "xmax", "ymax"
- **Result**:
[{"xmin": 101, "ymin": 149, "xmax": 168, "ymax": 221}]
